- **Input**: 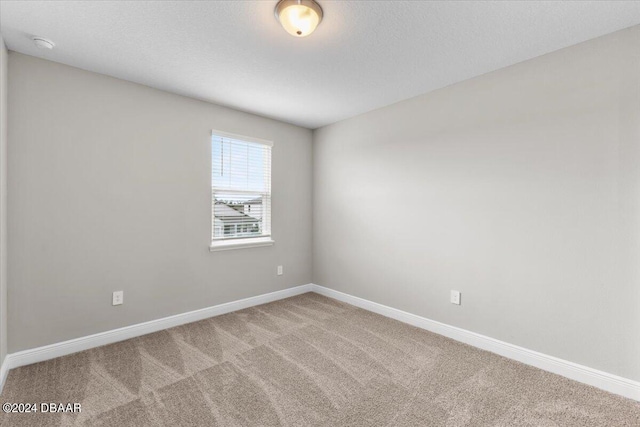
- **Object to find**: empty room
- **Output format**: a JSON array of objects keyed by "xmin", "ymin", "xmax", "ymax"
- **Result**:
[{"xmin": 0, "ymin": 1, "xmax": 639, "ymax": 426}]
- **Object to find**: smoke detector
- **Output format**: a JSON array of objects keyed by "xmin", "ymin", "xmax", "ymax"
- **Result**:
[{"xmin": 32, "ymin": 37, "xmax": 55, "ymax": 50}]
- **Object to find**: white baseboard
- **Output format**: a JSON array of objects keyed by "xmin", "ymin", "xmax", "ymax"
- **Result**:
[
  {"xmin": 311, "ymin": 284, "xmax": 640, "ymax": 402},
  {"xmin": 2, "ymin": 282, "xmax": 638, "ymax": 402},
  {"xmin": 0, "ymin": 284, "xmax": 313, "ymax": 394},
  {"xmin": 0, "ymin": 356, "xmax": 9, "ymax": 394}
]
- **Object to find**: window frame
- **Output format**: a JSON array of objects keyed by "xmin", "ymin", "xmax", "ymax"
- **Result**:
[{"xmin": 209, "ymin": 129, "xmax": 274, "ymax": 252}]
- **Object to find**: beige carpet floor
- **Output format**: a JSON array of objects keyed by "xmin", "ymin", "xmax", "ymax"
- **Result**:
[{"xmin": 1, "ymin": 292, "xmax": 639, "ymax": 426}]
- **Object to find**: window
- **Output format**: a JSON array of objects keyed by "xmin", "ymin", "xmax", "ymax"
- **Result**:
[{"xmin": 210, "ymin": 130, "xmax": 273, "ymax": 251}]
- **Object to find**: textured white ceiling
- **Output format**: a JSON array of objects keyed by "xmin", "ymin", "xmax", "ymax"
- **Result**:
[{"xmin": 1, "ymin": 1, "xmax": 640, "ymax": 129}]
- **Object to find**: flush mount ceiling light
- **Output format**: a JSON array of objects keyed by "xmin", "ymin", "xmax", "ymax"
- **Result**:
[
  {"xmin": 32, "ymin": 36, "xmax": 55, "ymax": 50},
  {"xmin": 275, "ymin": 0, "xmax": 323, "ymax": 37}
]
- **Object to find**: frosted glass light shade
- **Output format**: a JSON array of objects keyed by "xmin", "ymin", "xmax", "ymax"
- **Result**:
[{"xmin": 275, "ymin": 0, "xmax": 323, "ymax": 37}]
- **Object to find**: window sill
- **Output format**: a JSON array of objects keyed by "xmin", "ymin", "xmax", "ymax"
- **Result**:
[{"xmin": 209, "ymin": 237, "xmax": 274, "ymax": 252}]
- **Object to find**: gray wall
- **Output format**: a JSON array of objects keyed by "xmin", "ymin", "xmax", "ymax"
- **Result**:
[
  {"xmin": 6, "ymin": 25, "xmax": 640, "ymax": 384},
  {"xmin": 0, "ymin": 35, "xmax": 7, "ymax": 365},
  {"xmin": 313, "ymin": 26, "xmax": 640, "ymax": 381},
  {"xmin": 8, "ymin": 53, "xmax": 312, "ymax": 352}
]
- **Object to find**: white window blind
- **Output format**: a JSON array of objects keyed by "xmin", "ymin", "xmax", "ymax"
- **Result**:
[{"xmin": 211, "ymin": 132, "xmax": 272, "ymax": 242}]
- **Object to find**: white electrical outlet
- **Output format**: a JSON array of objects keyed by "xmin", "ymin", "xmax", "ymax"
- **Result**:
[
  {"xmin": 112, "ymin": 290, "xmax": 124, "ymax": 306},
  {"xmin": 277, "ymin": 265, "xmax": 283, "ymax": 276},
  {"xmin": 450, "ymin": 290, "xmax": 461, "ymax": 305}
]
